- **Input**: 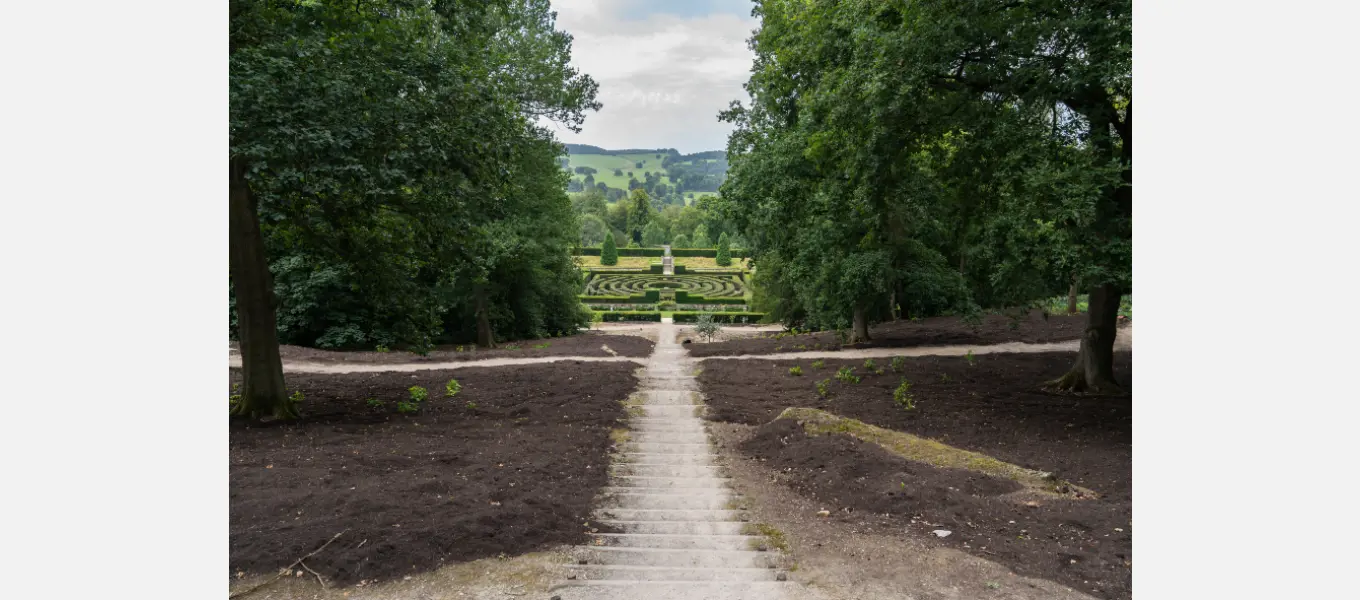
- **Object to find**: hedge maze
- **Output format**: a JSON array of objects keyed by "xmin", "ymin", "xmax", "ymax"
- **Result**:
[
  {"xmin": 582, "ymin": 270, "xmax": 765, "ymax": 322},
  {"xmin": 585, "ymin": 273, "xmax": 745, "ymax": 299}
]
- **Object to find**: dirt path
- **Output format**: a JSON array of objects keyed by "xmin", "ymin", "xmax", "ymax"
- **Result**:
[
  {"xmin": 232, "ymin": 326, "xmax": 1129, "ymax": 374},
  {"xmin": 229, "ymin": 354, "xmax": 645, "ymax": 374},
  {"xmin": 694, "ymin": 326, "xmax": 1132, "ymax": 362}
]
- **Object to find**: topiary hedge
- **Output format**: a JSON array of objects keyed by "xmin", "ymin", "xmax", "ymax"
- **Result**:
[
  {"xmin": 672, "ymin": 311, "xmax": 765, "ymax": 323},
  {"xmin": 573, "ymin": 247, "xmax": 748, "ymax": 258},
  {"xmin": 596, "ymin": 311, "xmax": 663, "ymax": 322},
  {"xmin": 674, "ymin": 291, "xmax": 746, "ymax": 304}
]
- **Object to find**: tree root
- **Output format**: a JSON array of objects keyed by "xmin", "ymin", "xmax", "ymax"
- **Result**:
[
  {"xmin": 1046, "ymin": 370, "xmax": 1121, "ymax": 394},
  {"xmin": 229, "ymin": 530, "xmax": 347, "ymax": 599}
]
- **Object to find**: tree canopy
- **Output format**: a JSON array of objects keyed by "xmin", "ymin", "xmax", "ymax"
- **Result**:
[
  {"xmin": 719, "ymin": 0, "xmax": 1129, "ymax": 386},
  {"xmin": 229, "ymin": 0, "xmax": 600, "ymax": 417}
]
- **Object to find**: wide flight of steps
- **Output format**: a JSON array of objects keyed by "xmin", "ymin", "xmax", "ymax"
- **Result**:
[{"xmin": 552, "ymin": 324, "xmax": 794, "ymax": 600}]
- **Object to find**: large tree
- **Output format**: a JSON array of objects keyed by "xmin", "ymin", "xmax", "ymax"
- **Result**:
[
  {"xmin": 229, "ymin": 0, "xmax": 599, "ymax": 418},
  {"xmin": 721, "ymin": 0, "xmax": 1128, "ymax": 364}
]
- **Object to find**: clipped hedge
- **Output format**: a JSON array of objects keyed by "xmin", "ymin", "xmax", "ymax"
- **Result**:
[
  {"xmin": 596, "ymin": 311, "xmax": 663, "ymax": 322},
  {"xmin": 573, "ymin": 247, "xmax": 748, "ymax": 258},
  {"xmin": 673, "ymin": 264, "xmax": 687, "ymax": 274},
  {"xmin": 649, "ymin": 263, "xmax": 664, "ymax": 274},
  {"xmin": 674, "ymin": 290, "xmax": 746, "ymax": 304},
  {"xmin": 580, "ymin": 295, "xmax": 652, "ymax": 304},
  {"xmin": 672, "ymin": 311, "xmax": 765, "ymax": 324}
]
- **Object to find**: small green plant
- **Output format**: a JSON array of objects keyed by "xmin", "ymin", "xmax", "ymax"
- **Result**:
[
  {"xmin": 811, "ymin": 359, "xmax": 825, "ymax": 369},
  {"xmin": 985, "ymin": 582, "xmax": 1001, "ymax": 590},
  {"xmin": 893, "ymin": 379, "xmax": 915, "ymax": 411},
  {"xmin": 396, "ymin": 401, "xmax": 419, "ymax": 414},
  {"xmin": 504, "ymin": 344, "xmax": 520, "ymax": 350},
  {"xmin": 375, "ymin": 344, "xmax": 390, "ymax": 353},
  {"xmin": 465, "ymin": 401, "xmax": 478, "ymax": 410},
  {"xmin": 835, "ymin": 366, "xmax": 860, "ymax": 384},
  {"xmin": 230, "ymin": 383, "xmax": 242, "ymax": 405},
  {"xmin": 938, "ymin": 372, "xmax": 951, "ymax": 382},
  {"xmin": 366, "ymin": 398, "xmax": 385, "ymax": 408},
  {"xmin": 965, "ymin": 350, "xmax": 976, "ymax": 366},
  {"xmin": 891, "ymin": 356, "xmax": 905, "ymax": 372},
  {"xmin": 816, "ymin": 378, "xmax": 831, "ymax": 397},
  {"xmin": 788, "ymin": 366, "xmax": 803, "ymax": 376},
  {"xmin": 455, "ymin": 345, "xmax": 467, "ymax": 352},
  {"xmin": 445, "ymin": 378, "xmax": 462, "ymax": 397},
  {"xmin": 409, "ymin": 386, "xmax": 428, "ymax": 403},
  {"xmin": 532, "ymin": 342, "xmax": 550, "ymax": 349},
  {"xmin": 289, "ymin": 390, "xmax": 305, "ymax": 404},
  {"xmin": 863, "ymin": 358, "xmax": 876, "ymax": 371}
]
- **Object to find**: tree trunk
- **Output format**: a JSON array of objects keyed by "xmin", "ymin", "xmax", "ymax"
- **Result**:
[
  {"xmin": 475, "ymin": 284, "xmax": 495, "ymax": 348},
  {"xmin": 1066, "ymin": 282, "xmax": 1079, "ymax": 314},
  {"xmin": 889, "ymin": 290, "xmax": 897, "ymax": 321},
  {"xmin": 1049, "ymin": 283, "xmax": 1121, "ymax": 392},
  {"xmin": 851, "ymin": 306, "xmax": 870, "ymax": 343},
  {"xmin": 229, "ymin": 157, "xmax": 293, "ymax": 419}
]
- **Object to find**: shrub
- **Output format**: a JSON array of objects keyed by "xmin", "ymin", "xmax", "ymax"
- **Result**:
[
  {"xmin": 816, "ymin": 378, "xmax": 831, "ymax": 397},
  {"xmin": 715, "ymin": 232, "xmax": 732, "ymax": 266},
  {"xmin": 445, "ymin": 379, "xmax": 462, "ymax": 397},
  {"xmin": 891, "ymin": 356, "xmax": 906, "ymax": 372},
  {"xmin": 835, "ymin": 366, "xmax": 860, "ymax": 384},
  {"xmin": 893, "ymin": 379, "xmax": 916, "ymax": 411},
  {"xmin": 671, "ymin": 311, "xmax": 764, "ymax": 323},
  {"xmin": 789, "ymin": 366, "xmax": 803, "ymax": 376},
  {"xmin": 409, "ymin": 386, "xmax": 428, "ymax": 403},
  {"xmin": 597, "ymin": 311, "xmax": 663, "ymax": 322},
  {"xmin": 601, "ymin": 232, "xmax": 619, "ymax": 265},
  {"xmin": 693, "ymin": 313, "xmax": 722, "ymax": 342}
]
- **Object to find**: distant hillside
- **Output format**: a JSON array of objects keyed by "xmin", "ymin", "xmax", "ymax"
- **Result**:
[{"xmin": 561, "ymin": 146, "xmax": 727, "ymax": 204}]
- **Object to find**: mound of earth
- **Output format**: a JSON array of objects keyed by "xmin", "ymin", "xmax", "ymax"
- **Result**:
[
  {"xmin": 702, "ymin": 351, "xmax": 1132, "ymax": 599},
  {"xmin": 229, "ymin": 361, "xmax": 636, "ymax": 585},
  {"xmin": 686, "ymin": 312, "xmax": 1107, "ymax": 357},
  {"xmin": 232, "ymin": 332, "xmax": 655, "ymax": 365},
  {"xmin": 739, "ymin": 419, "xmax": 1131, "ymax": 599}
]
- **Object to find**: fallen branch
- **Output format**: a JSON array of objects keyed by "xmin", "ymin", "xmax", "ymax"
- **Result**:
[
  {"xmin": 229, "ymin": 530, "xmax": 348, "ymax": 599},
  {"xmin": 299, "ymin": 560, "xmax": 327, "ymax": 588}
]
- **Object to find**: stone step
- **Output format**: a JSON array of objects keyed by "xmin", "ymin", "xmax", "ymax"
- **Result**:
[
  {"xmin": 638, "ymin": 379, "xmax": 699, "ymax": 391},
  {"xmin": 562, "ymin": 564, "xmax": 780, "ymax": 583},
  {"xmin": 550, "ymin": 581, "xmax": 793, "ymax": 600},
  {"xmin": 577, "ymin": 547, "xmax": 778, "ymax": 569},
  {"xmin": 609, "ymin": 474, "xmax": 731, "ymax": 487},
  {"xmin": 590, "ymin": 533, "xmax": 760, "ymax": 551},
  {"xmin": 629, "ymin": 427, "xmax": 708, "ymax": 437},
  {"xmin": 603, "ymin": 485, "xmax": 730, "ymax": 496},
  {"xmin": 640, "ymin": 391, "xmax": 700, "ymax": 405},
  {"xmin": 596, "ymin": 520, "xmax": 747, "ymax": 535},
  {"xmin": 627, "ymin": 442, "xmax": 712, "ymax": 454},
  {"xmin": 616, "ymin": 453, "xmax": 719, "ymax": 466},
  {"xmin": 639, "ymin": 405, "xmax": 703, "ymax": 418},
  {"xmin": 631, "ymin": 432, "xmax": 710, "ymax": 444},
  {"xmin": 611, "ymin": 464, "xmax": 727, "ymax": 478},
  {"xmin": 600, "ymin": 492, "xmax": 732, "ymax": 510},
  {"xmin": 596, "ymin": 508, "xmax": 745, "ymax": 522}
]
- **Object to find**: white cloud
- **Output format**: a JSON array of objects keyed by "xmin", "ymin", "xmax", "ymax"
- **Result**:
[{"xmin": 539, "ymin": 0, "xmax": 759, "ymax": 154}]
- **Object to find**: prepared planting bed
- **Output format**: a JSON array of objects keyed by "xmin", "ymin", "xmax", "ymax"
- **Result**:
[
  {"xmin": 229, "ymin": 362, "xmax": 637, "ymax": 585},
  {"xmin": 243, "ymin": 332, "xmax": 654, "ymax": 365},
  {"xmin": 583, "ymin": 272, "xmax": 745, "ymax": 298},
  {"xmin": 699, "ymin": 352, "xmax": 1133, "ymax": 600},
  {"xmin": 686, "ymin": 312, "xmax": 1095, "ymax": 357}
]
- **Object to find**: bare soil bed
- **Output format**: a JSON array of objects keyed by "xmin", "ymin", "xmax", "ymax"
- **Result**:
[
  {"xmin": 229, "ymin": 362, "xmax": 637, "ymax": 586},
  {"xmin": 699, "ymin": 352, "xmax": 1132, "ymax": 599},
  {"xmin": 232, "ymin": 332, "xmax": 654, "ymax": 365},
  {"xmin": 686, "ymin": 312, "xmax": 1108, "ymax": 357}
]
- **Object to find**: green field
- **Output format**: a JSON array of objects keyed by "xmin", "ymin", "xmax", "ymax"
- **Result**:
[{"xmin": 564, "ymin": 152, "xmax": 722, "ymax": 202}]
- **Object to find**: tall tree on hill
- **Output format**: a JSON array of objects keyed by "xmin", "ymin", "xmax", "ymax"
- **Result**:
[
  {"xmin": 230, "ymin": 0, "xmax": 599, "ymax": 418},
  {"xmin": 671, "ymin": 233, "xmax": 691, "ymax": 249},
  {"xmin": 691, "ymin": 224, "xmax": 712, "ymax": 249},
  {"xmin": 626, "ymin": 188, "xmax": 653, "ymax": 241},
  {"xmin": 715, "ymin": 232, "xmax": 732, "ymax": 266},
  {"xmin": 641, "ymin": 222, "xmax": 667, "ymax": 247},
  {"xmin": 601, "ymin": 232, "xmax": 619, "ymax": 265}
]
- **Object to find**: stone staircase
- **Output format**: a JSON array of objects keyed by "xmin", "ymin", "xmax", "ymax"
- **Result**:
[{"xmin": 553, "ymin": 323, "xmax": 796, "ymax": 600}]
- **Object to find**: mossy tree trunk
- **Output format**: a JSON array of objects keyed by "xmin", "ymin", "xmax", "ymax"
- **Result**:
[
  {"xmin": 475, "ymin": 283, "xmax": 495, "ymax": 348},
  {"xmin": 851, "ymin": 306, "xmax": 870, "ymax": 343},
  {"xmin": 1066, "ymin": 281, "xmax": 1079, "ymax": 314},
  {"xmin": 1049, "ymin": 283, "xmax": 1121, "ymax": 392},
  {"xmin": 229, "ymin": 157, "xmax": 294, "ymax": 419}
]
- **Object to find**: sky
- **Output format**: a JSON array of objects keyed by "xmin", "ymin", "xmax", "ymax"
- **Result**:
[{"xmin": 537, "ymin": 0, "xmax": 759, "ymax": 154}]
